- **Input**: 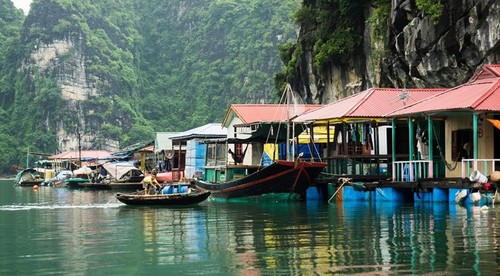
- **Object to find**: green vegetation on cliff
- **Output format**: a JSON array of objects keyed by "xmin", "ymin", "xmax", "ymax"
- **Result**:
[
  {"xmin": 276, "ymin": 0, "xmax": 369, "ymax": 90},
  {"xmin": 0, "ymin": 0, "xmax": 299, "ymax": 173}
]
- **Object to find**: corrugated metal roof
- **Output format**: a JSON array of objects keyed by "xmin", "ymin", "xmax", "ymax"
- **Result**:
[
  {"xmin": 170, "ymin": 123, "xmax": 227, "ymax": 141},
  {"xmin": 49, "ymin": 150, "xmax": 112, "ymax": 160},
  {"xmin": 468, "ymin": 64, "xmax": 500, "ymax": 82},
  {"xmin": 294, "ymin": 88, "xmax": 446, "ymax": 123},
  {"xmin": 222, "ymin": 104, "xmax": 322, "ymax": 127},
  {"xmin": 389, "ymin": 77, "xmax": 500, "ymax": 116}
]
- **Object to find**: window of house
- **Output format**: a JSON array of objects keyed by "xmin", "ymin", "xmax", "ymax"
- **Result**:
[{"xmin": 207, "ymin": 143, "xmax": 226, "ymax": 166}]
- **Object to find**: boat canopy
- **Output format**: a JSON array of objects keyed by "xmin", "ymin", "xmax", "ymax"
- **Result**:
[
  {"xmin": 229, "ymin": 122, "xmax": 311, "ymax": 143},
  {"xmin": 102, "ymin": 162, "xmax": 143, "ymax": 180}
]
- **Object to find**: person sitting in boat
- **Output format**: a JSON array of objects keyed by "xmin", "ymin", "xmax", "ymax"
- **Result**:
[{"xmin": 142, "ymin": 171, "xmax": 161, "ymax": 195}]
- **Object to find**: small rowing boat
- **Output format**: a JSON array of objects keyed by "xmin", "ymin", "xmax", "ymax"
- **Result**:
[{"xmin": 115, "ymin": 185, "xmax": 210, "ymax": 206}]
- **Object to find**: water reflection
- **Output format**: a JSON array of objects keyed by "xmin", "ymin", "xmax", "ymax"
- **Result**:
[{"xmin": 0, "ymin": 182, "xmax": 499, "ymax": 275}]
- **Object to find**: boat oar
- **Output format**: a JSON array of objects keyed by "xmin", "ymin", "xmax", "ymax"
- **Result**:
[{"xmin": 328, "ymin": 178, "xmax": 350, "ymax": 204}]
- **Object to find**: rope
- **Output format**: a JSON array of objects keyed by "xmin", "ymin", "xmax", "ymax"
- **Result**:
[
  {"xmin": 430, "ymin": 120, "xmax": 460, "ymax": 171},
  {"xmin": 480, "ymin": 189, "xmax": 498, "ymax": 206}
]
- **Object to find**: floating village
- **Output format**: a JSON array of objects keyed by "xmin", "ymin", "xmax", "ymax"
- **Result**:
[{"xmin": 13, "ymin": 64, "xmax": 500, "ymax": 207}]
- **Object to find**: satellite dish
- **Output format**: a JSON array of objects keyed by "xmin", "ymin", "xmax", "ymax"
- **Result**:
[{"xmin": 390, "ymin": 89, "xmax": 412, "ymax": 105}]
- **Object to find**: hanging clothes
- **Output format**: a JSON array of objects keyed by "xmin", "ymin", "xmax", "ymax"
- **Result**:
[
  {"xmin": 416, "ymin": 125, "xmax": 429, "ymax": 159},
  {"xmin": 361, "ymin": 123, "xmax": 373, "ymax": 154},
  {"xmin": 334, "ymin": 124, "xmax": 343, "ymax": 144}
]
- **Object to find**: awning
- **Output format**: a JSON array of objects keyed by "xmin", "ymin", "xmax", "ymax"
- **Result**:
[
  {"xmin": 230, "ymin": 122, "xmax": 310, "ymax": 143},
  {"xmin": 487, "ymin": 118, "xmax": 500, "ymax": 130},
  {"xmin": 102, "ymin": 162, "xmax": 142, "ymax": 180}
]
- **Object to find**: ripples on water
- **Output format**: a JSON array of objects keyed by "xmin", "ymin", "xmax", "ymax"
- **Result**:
[{"xmin": 0, "ymin": 182, "xmax": 499, "ymax": 275}]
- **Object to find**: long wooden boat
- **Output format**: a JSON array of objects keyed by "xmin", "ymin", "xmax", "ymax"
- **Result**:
[
  {"xmin": 65, "ymin": 178, "xmax": 144, "ymax": 190},
  {"xmin": 65, "ymin": 162, "xmax": 145, "ymax": 190},
  {"xmin": 194, "ymin": 160, "xmax": 327, "ymax": 200},
  {"xmin": 115, "ymin": 187, "xmax": 211, "ymax": 206},
  {"xmin": 14, "ymin": 168, "xmax": 46, "ymax": 187}
]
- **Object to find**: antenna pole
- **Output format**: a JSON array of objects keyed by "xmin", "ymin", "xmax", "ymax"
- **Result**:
[
  {"xmin": 286, "ymin": 84, "xmax": 291, "ymax": 161},
  {"xmin": 77, "ymin": 127, "xmax": 82, "ymax": 168}
]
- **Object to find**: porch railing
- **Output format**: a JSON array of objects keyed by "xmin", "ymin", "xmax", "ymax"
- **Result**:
[
  {"xmin": 392, "ymin": 160, "xmax": 433, "ymax": 182},
  {"xmin": 461, "ymin": 159, "xmax": 500, "ymax": 179},
  {"xmin": 324, "ymin": 155, "xmax": 391, "ymax": 179}
]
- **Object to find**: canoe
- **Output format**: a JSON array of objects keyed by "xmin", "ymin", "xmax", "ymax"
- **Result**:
[{"xmin": 115, "ymin": 187, "xmax": 210, "ymax": 206}]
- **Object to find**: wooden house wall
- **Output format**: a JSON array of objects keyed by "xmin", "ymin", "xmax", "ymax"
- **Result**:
[{"xmin": 444, "ymin": 114, "xmax": 494, "ymax": 177}]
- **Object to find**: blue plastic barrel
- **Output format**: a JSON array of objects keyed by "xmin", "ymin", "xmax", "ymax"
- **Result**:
[
  {"xmin": 162, "ymin": 186, "xmax": 174, "ymax": 194},
  {"xmin": 178, "ymin": 185, "xmax": 188, "ymax": 193}
]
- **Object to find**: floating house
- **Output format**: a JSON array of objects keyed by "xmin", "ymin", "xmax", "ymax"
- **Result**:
[
  {"xmin": 221, "ymin": 103, "xmax": 322, "ymax": 166},
  {"xmin": 169, "ymin": 123, "xmax": 227, "ymax": 181},
  {"xmin": 387, "ymin": 64, "xmax": 500, "ymax": 204},
  {"xmin": 294, "ymin": 64, "xmax": 500, "ymax": 204},
  {"xmin": 293, "ymin": 88, "xmax": 447, "ymax": 182},
  {"xmin": 49, "ymin": 150, "xmax": 112, "ymax": 170},
  {"xmin": 111, "ymin": 141, "xmax": 155, "ymax": 171},
  {"xmin": 154, "ymin": 132, "xmax": 179, "ymax": 172}
]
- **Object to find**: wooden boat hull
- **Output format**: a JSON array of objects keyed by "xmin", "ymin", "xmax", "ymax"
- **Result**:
[
  {"xmin": 65, "ymin": 178, "xmax": 143, "ymax": 190},
  {"xmin": 15, "ymin": 180, "xmax": 45, "ymax": 187},
  {"xmin": 194, "ymin": 160, "xmax": 326, "ymax": 199},
  {"xmin": 115, "ymin": 190, "xmax": 211, "ymax": 206}
]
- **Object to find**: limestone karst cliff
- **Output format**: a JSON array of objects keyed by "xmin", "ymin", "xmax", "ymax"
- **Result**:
[
  {"xmin": 6, "ymin": 0, "xmax": 299, "ymax": 159},
  {"xmin": 285, "ymin": 0, "xmax": 500, "ymax": 104}
]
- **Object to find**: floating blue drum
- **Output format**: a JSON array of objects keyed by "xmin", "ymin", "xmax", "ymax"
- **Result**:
[{"xmin": 162, "ymin": 186, "xmax": 174, "ymax": 194}]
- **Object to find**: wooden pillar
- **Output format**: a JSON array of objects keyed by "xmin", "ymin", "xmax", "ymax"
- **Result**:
[
  {"xmin": 140, "ymin": 152, "xmax": 145, "ymax": 172},
  {"xmin": 391, "ymin": 119, "xmax": 396, "ymax": 164},
  {"xmin": 391, "ymin": 119, "xmax": 396, "ymax": 181},
  {"xmin": 177, "ymin": 140, "xmax": 182, "ymax": 180},
  {"xmin": 473, "ymin": 112, "xmax": 478, "ymax": 159},
  {"xmin": 343, "ymin": 122, "xmax": 348, "ymax": 155},
  {"xmin": 408, "ymin": 117, "xmax": 414, "ymax": 161},
  {"xmin": 427, "ymin": 116, "xmax": 433, "ymax": 160},
  {"xmin": 427, "ymin": 116, "xmax": 434, "ymax": 178},
  {"xmin": 310, "ymin": 124, "xmax": 315, "ymax": 160},
  {"xmin": 326, "ymin": 122, "xmax": 331, "ymax": 156}
]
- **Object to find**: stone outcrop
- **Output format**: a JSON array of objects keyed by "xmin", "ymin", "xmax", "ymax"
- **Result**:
[
  {"xmin": 28, "ymin": 36, "xmax": 116, "ymax": 151},
  {"xmin": 31, "ymin": 37, "xmax": 99, "ymax": 101},
  {"xmin": 294, "ymin": 0, "xmax": 500, "ymax": 103}
]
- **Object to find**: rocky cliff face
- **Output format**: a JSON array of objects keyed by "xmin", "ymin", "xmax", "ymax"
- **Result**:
[
  {"xmin": 30, "ymin": 37, "xmax": 98, "ymax": 101},
  {"xmin": 294, "ymin": 0, "xmax": 500, "ymax": 103}
]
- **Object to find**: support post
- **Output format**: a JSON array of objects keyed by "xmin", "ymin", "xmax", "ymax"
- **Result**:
[
  {"xmin": 309, "ymin": 123, "xmax": 315, "ymax": 160},
  {"xmin": 326, "ymin": 122, "xmax": 331, "ymax": 156},
  {"xmin": 473, "ymin": 113, "xmax": 478, "ymax": 159},
  {"xmin": 408, "ymin": 117, "xmax": 414, "ymax": 161},
  {"xmin": 391, "ymin": 119, "xmax": 396, "ymax": 181},
  {"xmin": 427, "ymin": 116, "xmax": 434, "ymax": 178},
  {"xmin": 408, "ymin": 117, "xmax": 414, "ymax": 181}
]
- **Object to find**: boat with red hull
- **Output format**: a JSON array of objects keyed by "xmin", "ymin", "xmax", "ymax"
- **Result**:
[{"xmin": 194, "ymin": 160, "xmax": 326, "ymax": 199}]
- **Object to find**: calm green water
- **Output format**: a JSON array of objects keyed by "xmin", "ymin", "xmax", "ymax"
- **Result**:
[{"xmin": 0, "ymin": 179, "xmax": 498, "ymax": 275}]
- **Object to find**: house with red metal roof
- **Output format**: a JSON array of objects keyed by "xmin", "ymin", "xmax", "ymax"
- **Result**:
[
  {"xmin": 387, "ymin": 64, "xmax": 500, "ymax": 185},
  {"xmin": 292, "ymin": 87, "xmax": 446, "ymax": 182},
  {"xmin": 222, "ymin": 103, "xmax": 322, "ymax": 165}
]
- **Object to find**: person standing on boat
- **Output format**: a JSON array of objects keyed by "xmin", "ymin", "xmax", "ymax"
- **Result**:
[{"xmin": 142, "ymin": 171, "xmax": 161, "ymax": 195}]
